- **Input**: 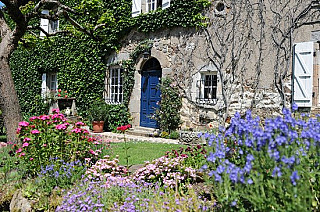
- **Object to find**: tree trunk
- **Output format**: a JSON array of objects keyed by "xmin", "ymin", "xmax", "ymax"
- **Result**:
[
  {"xmin": 0, "ymin": 57, "xmax": 22, "ymax": 143},
  {"xmin": 0, "ymin": 33, "xmax": 23, "ymax": 143}
]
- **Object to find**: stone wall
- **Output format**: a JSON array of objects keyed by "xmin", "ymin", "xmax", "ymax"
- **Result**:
[{"xmin": 107, "ymin": 0, "xmax": 320, "ymax": 129}]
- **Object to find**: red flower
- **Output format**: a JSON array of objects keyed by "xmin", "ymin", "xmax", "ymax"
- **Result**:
[
  {"xmin": 65, "ymin": 95, "xmax": 68, "ymax": 98},
  {"xmin": 58, "ymin": 94, "xmax": 61, "ymax": 97},
  {"xmin": 117, "ymin": 124, "xmax": 131, "ymax": 131},
  {"xmin": 58, "ymin": 89, "xmax": 62, "ymax": 92}
]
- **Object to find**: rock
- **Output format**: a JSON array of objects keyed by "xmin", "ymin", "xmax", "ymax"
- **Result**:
[
  {"xmin": 128, "ymin": 164, "xmax": 145, "ymax": 173},
  {"xmin": 0, "ymin": 142, "xmax": 7, "ymax": 148},
  {"xmin": 10, "ymin": 190, "xmax": 32, "ymax": 212}
]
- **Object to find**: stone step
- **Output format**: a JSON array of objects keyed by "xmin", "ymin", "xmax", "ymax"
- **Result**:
[{"xmin": 126, "ymin": 126, "xmax": 159, "ymax": 137}]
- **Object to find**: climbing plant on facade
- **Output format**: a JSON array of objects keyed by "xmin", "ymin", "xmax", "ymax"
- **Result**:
[{"xmin": 9, "ymin": 0, "xmax": 210, "ymax": 122}]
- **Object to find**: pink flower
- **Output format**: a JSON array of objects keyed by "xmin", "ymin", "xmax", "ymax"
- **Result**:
[
  {"xmin": 82, "ymin": 129, "xmax": 89, "ymax": 134},
  {"xmin": 22, "ymin": 143, "xmax": 29, "ymax": 147},
  {"xmin": 19, "ymin": 121, "xmax": 29, "ymax": 127},
  {"xmin": 52, "ymin": 108, "xmax": 60, "ymax": 114},
  {"xmin": 16, "ymin": 148, "xmax": 22, "ymax": 153},
  {"xmin": 40, "ymin": 115, "xmax": 50, "ymax": 120},
  {"xmin": 55, "ymin": 123, "xmax": 68, "ymax": 130},
  {"xmin": 29, "ymin": 116, "xmax": 38, "ymax": 121},
  {"xmin": 16, "ymin": 127, "xmax": 21, "ymax": 134},
  {"xmin": 89, "ymin": 149, "xmax": 98, "ymax": 156},
  {"xmin": 18, "ymin": 152, "xmax": 25, "ymax": 157},
  {"xmin": 43, "ymin": 144, "xmax": 47, "ymax": 147},
  {"xmin": 71, "ymin": 128, "xmax": 82, "ymax": 133},
  {"xmin": 23, "ymin": 137, "xmax": 31, "ymax": 142},
  {"xmin": 75, "ymin": 122, "xmax": 85, "ymax": 126},
  {"xmin": 30, "ymin": 158, "xmax": 34, "ymax": 161},
  {"xmin": 31, "ymin": 129, "xmax": 40, "ymax": 134}
]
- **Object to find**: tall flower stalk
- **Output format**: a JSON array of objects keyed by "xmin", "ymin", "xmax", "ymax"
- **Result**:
[{"xmin": 117, "ymin": 124, "xmax": 131, "ymax": 170}]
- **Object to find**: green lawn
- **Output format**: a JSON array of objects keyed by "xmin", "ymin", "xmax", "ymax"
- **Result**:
[{"xmin": 102, "ymin": 142, "xmax": 186, "ymax": 166}]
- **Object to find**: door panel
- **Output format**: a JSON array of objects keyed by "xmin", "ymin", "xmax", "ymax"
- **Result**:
[{"xmin": 140, "ymin": 70, "xmax": 161, "ymax": 128}]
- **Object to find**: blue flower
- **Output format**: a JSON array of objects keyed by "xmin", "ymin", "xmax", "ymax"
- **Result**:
[
  {"xmin": 292, "ymin": 102, "xmax": 298, "ymax": 112},
  {"xmin": 272, "ymin": 166, "xmax": 282, "ymax": 177},
  {"xmin": 290, "ymin": 171, "xmax": 300, "ymax": 186},
  {"xmin": 231, "ymin": 200, "xmax": 237, "ymax": 207}
]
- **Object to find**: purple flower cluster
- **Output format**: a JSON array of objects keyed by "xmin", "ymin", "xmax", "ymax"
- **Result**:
[
  {"xmin": 57, "ymin": 176, "xmax": 214, "ymax": 212},
  {"xmin": 204, "ymin": 108, "xmax": 320, "ymax": 186},
  {"xmin": 39, "ymin": 158, "xmax": 84, "ymax": 179}
]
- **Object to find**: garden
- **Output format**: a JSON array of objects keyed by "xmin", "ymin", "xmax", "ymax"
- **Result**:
[{"xmin": 0, "ymin": 105, "xmax": 319, "ymax": 211}]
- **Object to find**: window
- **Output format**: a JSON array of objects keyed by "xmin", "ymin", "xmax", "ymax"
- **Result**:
[
  {"xmin": 106, "ymin": 68, "xmax": 124, "ymax": 104},
  {"xmin": 147, "ymin": 0, "xmax": 162, "ymax": 12},
  {"xmin": 41, "ymin": 72, "xmax": 58, "ymax": 98},
  {"xmin": 40, "ymin": 10, "xmax": 59, "ymax": 37},
  {"xmin": 47, "ymin": 72, "xmax": 57, "ymax": 91},
  {"xmin": 132, "ymin": 0, "xmax": 170, "ymax": 17},
  {"xmin": 49, "ymin": 19, "xmax": 59, "ymax": 34},
  {"xmin": 197, "ymin": 73, "xmax": 217, "ymax": 104}
]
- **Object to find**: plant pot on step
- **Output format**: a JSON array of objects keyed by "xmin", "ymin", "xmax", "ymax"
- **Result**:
[{"xmin": 92, "ymin": 121, "xmax": 104, "ymax": 133}]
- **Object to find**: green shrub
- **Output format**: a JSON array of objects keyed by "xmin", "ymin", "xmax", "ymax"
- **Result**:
[
  {"xmin": 154, "ymin": 77, "xmax": 182, "ymax": 133},
  {"xmin": 87, "ymin": 100, "xmax": 109, "ymax": 122},
  {"xmin": 106, "ymin": 104, "xmax": 131, "ymax": 132},
  {"xmin": 169, "ymin": 131, "xmax": 180, "ymax": 139}
]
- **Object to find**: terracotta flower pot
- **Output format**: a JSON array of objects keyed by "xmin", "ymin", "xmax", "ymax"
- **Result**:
[{"xmin": 92, "ymin": 121, "xmax": 104, "ymax": 133}]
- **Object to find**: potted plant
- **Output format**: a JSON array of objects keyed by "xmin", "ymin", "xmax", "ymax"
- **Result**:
[{"xmin": 87, "ymin": 101, "xmax": 109, "ymax": 133}]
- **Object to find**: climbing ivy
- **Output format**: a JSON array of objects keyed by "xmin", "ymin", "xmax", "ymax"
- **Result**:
[
  {"xmin": 10, "ymin": 0, "xmax": 210, "ymax": 117},
  {"xmin": 11, "ymin": 36, "xmax": 106, "ymax": 117}
]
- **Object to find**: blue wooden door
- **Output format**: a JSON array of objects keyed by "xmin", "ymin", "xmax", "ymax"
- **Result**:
[{"xmin": 140, "ymin": 70, "xmax": 161, "ymax": 128}]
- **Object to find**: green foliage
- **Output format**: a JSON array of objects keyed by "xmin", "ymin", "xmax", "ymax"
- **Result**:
[
  {"xmin": 166, "ymin": 145, "xmax": 207, "ymax": 170},
  {"xmin": 169, "ymin": 131, "xmax": 180, "ymax": 139},
  {"xmin": 135, "ymin": 0, "xmax": 210, "ymax": 33},
  {"xmin": 154, "ymin": 77, "xmax": 182, "ymax": 133},
  {"xmin": 106, "ymin": 104, "xmax": 131, "ymax": 132},
  {"xmin": 87, "ymin": 100, "xmax": 109, "ymax": 121},
  {"xmin": 10, "ymin": 0, "xmax": 210, "ymax": 118},
  {"xmin": 11, "ymin": 36, "xmax": 106, "ymax": 117}
]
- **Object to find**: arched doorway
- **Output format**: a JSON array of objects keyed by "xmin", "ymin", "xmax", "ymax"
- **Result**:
[{"xmin": 140, "ymin": 58, "xmax": 162, "ymax": 128}]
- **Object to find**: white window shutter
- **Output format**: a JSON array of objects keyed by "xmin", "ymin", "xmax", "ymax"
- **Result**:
[
  {"xmin": 132, "ymin": 0, "xmax": 141, "ymax": 17},
  {"xmin": 41, "ymin": 73, "xmax": 47, "ymax": 98},
  {"xmin": 162, "ymin": 0, "xmax": 170, "ymax": 9},
  {"xmin": 40, "ymin": 10, "xmax": 49, "ymax": 37},
  {"xmin": 293, "ymin": 41, "xmax": 314, "ymax": 107}
]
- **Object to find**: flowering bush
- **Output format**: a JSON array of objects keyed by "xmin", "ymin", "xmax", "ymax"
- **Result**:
[
  {"xmin": 203, "ymin": 108, "xmax": 320, "ymax": 211},
  {"xmin": 165, "ymin": 145, "xmax": 207, "ymax": 170},
  {"xmin": 57, "ymin": 89, "xmax": 69, "ymax": 98},
  {"xmin": 14, "ymin": 109, "xmax": 103, "ymax": 175},
  {"xmin": 57, "ymin": 176, "xmax": 214, "ymax": 212},
  {"xmin": 86, "ymin": 155, "xmax": 128, "ymax": 180},
  {"xmin": 133, "ymin": 156, "xmax": 198, "ymax": 188}
]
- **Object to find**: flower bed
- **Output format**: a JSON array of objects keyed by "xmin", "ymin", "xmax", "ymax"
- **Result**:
[{"xmin": 1, "ymin": 107, "xmax": 319, "ymax": 211}]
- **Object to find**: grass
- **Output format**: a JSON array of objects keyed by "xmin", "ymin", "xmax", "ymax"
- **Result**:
[{"xmin": 102, "ymin": 141, "xmax": 186, "ymax": 166}]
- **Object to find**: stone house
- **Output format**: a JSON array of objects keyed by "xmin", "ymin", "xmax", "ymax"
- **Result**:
[{"xmin": 103, "ymin": 0, "xmax": 320, "ymax": 130}]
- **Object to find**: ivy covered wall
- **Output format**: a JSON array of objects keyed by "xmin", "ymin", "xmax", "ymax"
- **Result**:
[{"xmin": 10, "ymin": 0, "xmax": 210, "ymax": 117}]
